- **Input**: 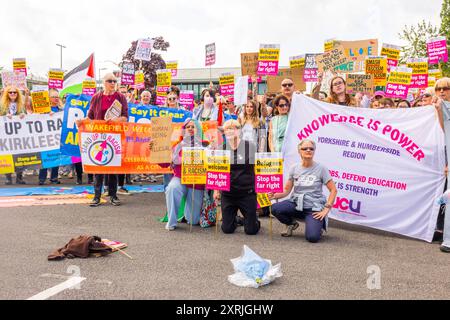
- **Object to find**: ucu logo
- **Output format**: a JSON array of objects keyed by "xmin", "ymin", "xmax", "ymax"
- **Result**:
[{"xmin": 333, "ymin": 197, "xmax": 362, "ymax": 213}]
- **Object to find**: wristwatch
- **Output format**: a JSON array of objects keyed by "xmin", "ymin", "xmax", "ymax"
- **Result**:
[{"xmin": 324, "ymin": 203, "xmax": 332, "ymax": 209}]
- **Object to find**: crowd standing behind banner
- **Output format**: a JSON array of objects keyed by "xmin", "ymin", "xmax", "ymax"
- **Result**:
[{"xmin": 2, "ymin": 48, "xmax": 450, "ymax": 252}]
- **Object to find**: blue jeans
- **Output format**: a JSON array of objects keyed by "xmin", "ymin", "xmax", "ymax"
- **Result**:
[
  {"xmin": 163, "ymin": 174, "xmax": 173, "ymax": 190},
  {"xmin": 272, "ymin": 200, "xmax": 324, "ymax": 243},
  {"xmin": 39, "ymin": 167, "xmax": 59, "ymax": 183},
  {"xmin": 165, "ymin": 177, "xmax": 204, "ymax": 228}
]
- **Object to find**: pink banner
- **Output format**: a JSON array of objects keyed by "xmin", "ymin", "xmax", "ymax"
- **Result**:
[
  {"xmin": 48, "ymin": 79, "xmax": 63, "ymax": 90},
  {"xmin": 410, "ymin": 74, "xmax": 428, "ymax": 89},
  {"xmin": 121, "ymin": 73, "xmax": 135, "ymax": 85},
  {"xmin": 206, "ymin": 172, "xmax": 230, "ymax": 191},
  {"xmin": 427, "ymin": 38, "xmax": 448, "ymax": 65},
  {"xmin": 385, "ymin": 83, "xmax": 409, "ymax": 99},
  {"xmin": 387, "ymin": 59, "xmax": 399, "ymax": 72},
  {"xmin": 82, "ymin": 88, "xmax": 96, "ymax": 96},
  {"xmin": 255, "ymin": 175, "xmax": 283, "ymax": 193},
  {"xmin": 220, "ymin": 84, "xmax": 234, "ymax": 96},
  {"xmin": 156, "ymin": 86, "xmax": 169, "ymax": 105}
]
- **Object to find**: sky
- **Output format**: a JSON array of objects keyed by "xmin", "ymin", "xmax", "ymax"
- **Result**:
[{"xmin": 0, "ymin": 0, "xmax": 443, "ymax": 78}]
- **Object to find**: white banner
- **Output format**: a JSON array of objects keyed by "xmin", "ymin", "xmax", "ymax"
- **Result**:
[{"xmin": 283, "ymin": 94, "xmax": 445, "ymax": 242}]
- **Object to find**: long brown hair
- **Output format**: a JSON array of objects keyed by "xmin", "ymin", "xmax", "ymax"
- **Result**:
[
  {"xmin": 239, "ymin": 100, "xmax": 260, "ymax": 128},
  {"xmin": 326, "ymin": 76, "xmax": 357, "ymax": 106}
]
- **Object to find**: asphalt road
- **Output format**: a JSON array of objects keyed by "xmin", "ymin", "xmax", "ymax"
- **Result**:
[{"xmin": 0, "ymin": 175, "xmax": 449, "ymax": 300}]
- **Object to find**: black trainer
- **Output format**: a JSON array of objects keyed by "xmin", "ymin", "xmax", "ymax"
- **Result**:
[
  {"xmin": 90, "ymin": 197, "xmax": 101, "ymax": 207},
  {"xmin": 110, "ymin": 196, "xmax": 121, "ymax": 206},
  {"xmin": 440, "ymin": 245, "xmax": 450, "ymax": 253}
]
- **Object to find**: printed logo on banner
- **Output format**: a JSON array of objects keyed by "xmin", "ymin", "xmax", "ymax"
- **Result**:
[
  {"xmin": 81, "ymin": 133, "xmax": 122, "ymax": 167},
  {"xmin": 13, "ymin": 153, "xmax": 42, "ymax": 169},
  {"xmin": 333, "ymin": 197, "xmax": 363, "ymax": 215}
]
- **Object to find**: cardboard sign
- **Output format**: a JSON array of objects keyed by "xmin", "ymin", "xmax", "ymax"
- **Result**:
[
  {"xmin": 121, "ymin": 63, "xmax": 135, "ymax": 85},
  {"xmin": 13, "ymin": 58, "xmax": 27, "ymax": 76},
  {"xmin": 427, "ymin": 36, "xmax": 448, "ymax": 65},
  {"xmin": 385, "ymin": 67, "xmax": 412, "ymax": 99},
  {"xmin": 289, "ymin": 55, "xmax": 305, "ymax": 69},
  {"xmin": 336, "ymin": 39, "xmax": 378, "ymax": 72},
  {"xmin": 149, "ymin": 117, "xmax": 172, "ymax": 164},
  {"xmin": 407, "ymin": 58, "xmax": 429, "ymax": 88},
  {"xmin": 316, "ymin": 46, "xmax": 349, "ymax": 73},
  {"xmin": 134, "ymin": 38, "xmax": 154, "ymax": 61},
  {"xmin": 257, "ymin": 44, "xmax": 280, "ymax": 76},
  {"xmin": 2, "ymin": 71, "xmax": 27, "ymax": 90},
  {"xmin": 381, "ymin": 43, "xmax": 401, "ymax": 71},
  {"xmin": 241, "ymin": 52, "xmax": 259, "ymax": 76},
  {"xmin": 134, "ymin": 71, "xmax": 145, "ymax": 90},
  {"xmin": 303, "ymin": 54, "xmax": 319, "ymax": 82},
  {"xmin": 82, "ymin": 79, "xmax": 97, "ymax": 96},
  {"xmin": 206, "ymin": 149, "xmax": 231, "ymax": 191},
  {"xmin": 267, "ymin": 68, "xmax": 306, "ymax": 94},
  {"xmin": 181, "ymin": 147, "xmax": 207, "ymax": 185},
  {"xmin": 165, "ymin": 60, "xmax": 178, "ymax": 77},
  {"xmin": 365, "ymin": 56, "xmax": 388, "ymax": 87},
  {"xmin": 255, "ymin": 153, "xmax": 283, "ymax": 193},
  {"xmin": 31, "ymin": 91, "xmax": 51, "ymax": 114},
  {"xmin": 205, "ymin": 43, "xmax": 216, "ymax": 66},
  {"xmin": 346, "ymin": 74, "xmax": 374, "ymax": 95},
  {"xmin": 104, "ymin": 100, "xmax": 123, "ymax": 121},
  {"xmin": 48, "ymin": 69, "xmax": 64, "ymax": 89}
]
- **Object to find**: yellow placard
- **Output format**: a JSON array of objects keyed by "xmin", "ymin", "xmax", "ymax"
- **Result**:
[
  {"xmin": 165, "ymin": 61, "xmax": 178, "ymax": 70},
  {"xmin": 429, "ymin": 69, "xmax": 443, "ymax": 80},
  {"xmin": 257, "ymin": 193, "xmax": 272, "ymax": 208},
  {"xmin": 206, "ymin": 156, "xmax": 230, "ymax": 173},
  {"xmin": 13, "ymin": 59, "xmax": 27, "ymax": 70},
  {"xmin": 48, "ymin": 70, "xmax": 64, "ymax": 80},
  {"xmin": 82, "ymin": 79, "xmax": 96, "ymax": 89},
  {"xmin": 157, "ymin": 70, "xmax": 172, "ymax": 87},
  {"xmin": 324, "ymin": 40, "xmax": 335, "ymax": 52},
  {"xmin": 255, "ymin": 158, "xmax": 283, "ymax": 175},
  {"xmin": 406, "ymin": 61, "xmax": 428, "ymax": 75},
  {"xmin": 428, "ymin": 77, "xmax": 436, "ymax": 88},
  {"xmin": 258, "ymin": 48, "xmax": 280, "ymax": 62},
  {"xmin": 388, "ymin": 71, "xmax": 412, "ymax": 85},
  {"xmin": 365, "ymin": 57, "xmax": 388, "ymax": 87},
  {"xmin": 0, "ymin": 155, "xmax": 15, "ymax": 174},
  {"xmin": 219, "ymin": 75, "xmax": 234, "ymax": 86},
  {"xmin": 135, "ymin": 71, "xmax": 145, "ymax": 85},
  {"xmin": 289, "ymin": 57, "xmax": 305, "ymax": 69},
  {"xmin": 181, "ymin": 148, "xmax": 206, "ymax": 185},
  {"xmin": 31, "ymin": 91, "xmax": 51, "ymax": 114},
  {"xmin": 380, "ymin": 46, "xmax": 401, "ymax": 60}
]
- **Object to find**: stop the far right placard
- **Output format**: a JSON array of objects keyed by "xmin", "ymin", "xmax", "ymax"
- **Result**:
[{"xmin": 255, "ymin": 153, "xmax": 283, "ymax": 193}]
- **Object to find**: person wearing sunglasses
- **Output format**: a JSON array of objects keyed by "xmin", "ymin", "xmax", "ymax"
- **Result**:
[
  {"xmin": 37, "ymin": 89, "xmax": 63, "ymax": 185},
  {"xmin": 268, "ymin": 95, "xmax": 290, "ymax": 152},
  {"xmin": 280, "ymin": 78, "xmax": 295, "ymax": 102},
  {"xmin": 164, "ymin": 85, "xmax": 182, "ymax": 109},
  {"xmin": 325, "ymin": 76, "xmax": 358, "ymax": 107},
  {"xmin": 269, "ymin": 140, "xmax": 337, "ymax": 242},
  {"xmin": 1, "ymin": 86, "xmax": 27, "ymax": 185},
  {"xmin": 78, "ymin": 73, "xmax": 128, "ymax": 207}
]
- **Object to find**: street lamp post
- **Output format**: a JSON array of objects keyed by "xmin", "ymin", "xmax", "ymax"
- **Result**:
[
  {"xmin": 56, "ymin": 44, "xmax": 66, "ymax": 70},
  {"xmin": 98, "ymin": 67, "xmax": 107, "ymax": 89}
]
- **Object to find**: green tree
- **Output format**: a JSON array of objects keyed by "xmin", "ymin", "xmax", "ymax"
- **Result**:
[
  {"xmin": 398, "ymin": 20, "xmax": 439, "ymax": 64},
  {"xmin": 440, "ymin": 0, "xmax": 450, "ymax": 76}
]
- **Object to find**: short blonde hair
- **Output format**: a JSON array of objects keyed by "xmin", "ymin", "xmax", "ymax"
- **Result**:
[
  {"xmin": 435, "ymin": 77, "xmax": 450, "ymax": 90},
  {"xmin": 223, "ymin": 119, "xmax": 241, "ymax": 130}
]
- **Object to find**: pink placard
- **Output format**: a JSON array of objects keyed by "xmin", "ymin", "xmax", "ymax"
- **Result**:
[
  {"xmin": 255, "ymin": 174, "xmax": 283, "ymax": 193},
  {"xmin": 171, "ymin": 69, "xmax": 178, "ymax": 77},
  {"xmin": 257, "ymin": 61, "xmax": 279, "ymax": 76},
  {"xmin": 387, "ymin": 59, "xmax": 399, "ymax": 72},
  {"xmin": 206, "ymin": 171, "xmax": 230, "ymax": 191},
  {"xmin": 427, "ymin": 39, "xmax": 448, "ymax": 65},
  {"xmin": 385, "ymin": 83, "xmax": 409, "ymax": 99},
  {"xmin": 156, "ymin": 86, "xmax": 169, "ymax": 105},
  {"xmin": 220, "ymin": 84, "xmax": 234, "ymax": 96},
  {"xmin": 121, "ymin": 73, "xmax": 135, "ymax": 85},
  {"xmin": 180, "ymin": 91, "xmax": 194, "ymax": 111},
  {"xmin": 82, "ymin": 88, "xmax": 96, "ymax": 96},
  {"xmin": 303, "ymin": 69, "xmax": 318, "ymax": 82},
  {"xmin": 410, "ymin": 74, "xmax": 428, "ymax": 89},
  {"xmin": 48, "ymin": 79, "xmax": 63, "ymax": 90}
]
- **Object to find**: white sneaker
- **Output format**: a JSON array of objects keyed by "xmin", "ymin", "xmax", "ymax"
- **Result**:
[{"xmin": 165, "ymin": 224, "xmax": 176, "ymax": 231}]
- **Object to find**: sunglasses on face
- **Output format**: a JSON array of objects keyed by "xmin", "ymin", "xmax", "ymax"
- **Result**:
[
  {"xmin": 282, "ymin": 83, "xmax": 293, "ymax": 88},
  {"xmin": 436, "ymin": 87, "xmax": 450, "ymax": 91},
  {"xmin": 8, "ymin": 92, "xmax": 18, "ymax": 94},
  {"xmin": 168, "ymin": 97, "xmax": 177, "ymax": 101},
  {"xmin": 50, "ymin": 96, "xmax": 59, "ymax": 99},
  {"xmin": 301, "ymin": 147, "xmax": 315, "ymax": 151},
  {"xmin": 423, "ymin": 94, "xmax": 432, "ymax": 98},
  {"xmin": 105, "ymin": 79, "xmax": 117, "ymax": 83},
  {"xmin": 278, "ymin": 103, "xmax": 289, "ymax": 108}
]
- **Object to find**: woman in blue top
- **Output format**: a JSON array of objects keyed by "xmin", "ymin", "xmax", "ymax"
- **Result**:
[{"xmin": 269, "ymin": 139, "xmax": 337, "ymax": 242}]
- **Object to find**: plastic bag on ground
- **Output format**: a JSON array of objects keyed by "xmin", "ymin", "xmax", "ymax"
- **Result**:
[
  {"xmin": 436, "ymin": 190, "xmax": 450, "ymax": 205},
  {"xmin": 228, "ymin": 245, "xmax": 282, "ymax": 288}
]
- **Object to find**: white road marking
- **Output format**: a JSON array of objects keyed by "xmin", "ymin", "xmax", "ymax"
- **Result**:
[{"xmin": 27, "ymin": 276, "xmax": 86, "ymax": 300}]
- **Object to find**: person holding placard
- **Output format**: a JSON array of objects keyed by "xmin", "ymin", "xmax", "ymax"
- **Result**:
[
  {"xmin": 269, "ymin": 140, "xmax": 337, "ymax": 242},
  {"xmin": 77, "ymin": 73, "xmax": 128, "ymax": 207},
  {"xmin": 0, "ymin": 86, "xmax": 27, "ymax": 185},
  {"xmin": 213, "ymin": 119, "xmax": 260, "ymax": 235},
  {"xmin": 162, "ymin": 119, "xmax": 208, "ymax": 231},
  {"xmin": 268, "ymin": 95, "xmax": 290, "ymax": 152},
  {"xmin": 38, "ymin": 89, "xmax": 63, "ymax": 185}
]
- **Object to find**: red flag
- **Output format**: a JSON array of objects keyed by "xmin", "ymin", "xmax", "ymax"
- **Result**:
[
  {"xmin": 217, "ymin": 99, "xmax": 223, "ymax": 126},
  {"xmin": 87, "ymin": 53, "xmax": 95, "ymax": 78}
]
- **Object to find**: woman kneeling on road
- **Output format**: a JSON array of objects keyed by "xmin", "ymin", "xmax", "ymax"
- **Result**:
[{"xmin": 269, "ymin": 140, "xmax": 337, "ymax": 242}]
